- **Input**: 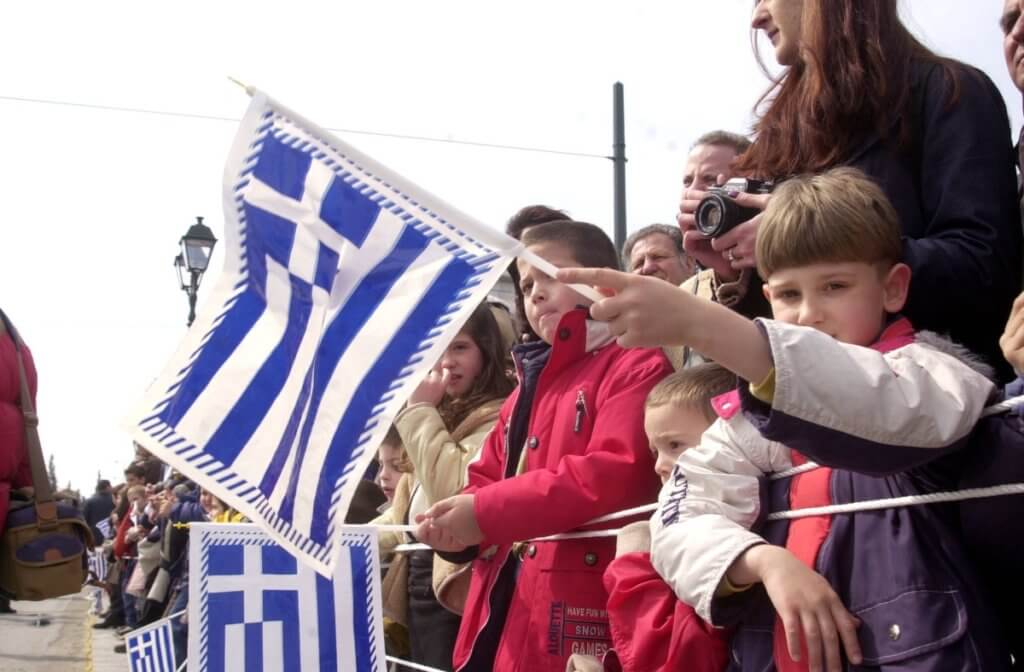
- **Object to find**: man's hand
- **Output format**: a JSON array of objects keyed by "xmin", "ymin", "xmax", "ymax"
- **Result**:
[
  {"xmin": 1000, "ymin": 291, "xmax": 1024, "ymax": 375},
  {"xmin": 414, "ymin": 494, "xmax": 483, "ymax": 552},
  {"xmin": 707, "ymin": 191, "xmax": 771, "ymax": 272},
  {"xmin": 678, "ymin": 186, "xmax": 739, "ymax": 280}
]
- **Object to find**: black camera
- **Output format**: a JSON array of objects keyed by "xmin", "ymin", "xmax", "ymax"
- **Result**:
[{"xmin": 695, "ymin": 178, "xmax": 774, "ymax": 238}]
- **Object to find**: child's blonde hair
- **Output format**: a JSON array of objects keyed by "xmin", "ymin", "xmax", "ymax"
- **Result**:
[
  {"xmin": 380, "ymin": 425, "xmax": 414, "ymax": 474},
  {"xmin": 756, "ymin": 167, "xmax": 902, "ymax": 279},
  {"xmin": 645, "ymin": 364, "xmax": 736, "ymax": 425}
]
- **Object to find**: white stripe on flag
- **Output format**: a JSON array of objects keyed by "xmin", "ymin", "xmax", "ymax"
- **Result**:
[
  {"xmin": 289, "ymin": 240, "xmax": 454, "ymax": 535},
  {"xmin": 225, "ymin": 622, "xmax": 245, "ymax": 672},
  {"xmin": 263, "ymin": 620, "xmax": 284, "ymax": 671},
  {"xmin": 332, "ymin": 547, "xmax": 357, "ymax": 672}
]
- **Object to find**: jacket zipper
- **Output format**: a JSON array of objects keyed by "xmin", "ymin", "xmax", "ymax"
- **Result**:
[{"xmin": 574, "ymin": 390, "xmax": 587, "ymax": 433}]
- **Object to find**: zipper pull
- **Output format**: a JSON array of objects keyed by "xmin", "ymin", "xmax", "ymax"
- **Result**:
[{"xmin": 574, "ymin": 390, "xmax": 587, "ymax": 433}]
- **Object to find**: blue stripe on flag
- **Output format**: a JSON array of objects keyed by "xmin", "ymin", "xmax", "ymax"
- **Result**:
[
  {"xmin": 276, "ymin": 224, "xmax": 430, "ymax": 523},
  {"xmin": 201, "ymin": 272, "xmax": 314, "ymax": 468},
  {"xmin": 315, "ymin": 243, "xmax": 340, "ymax": 291},
  {"xmin": 349, "ymin": 544, "xmax": 375, "ymax": 672},
  {"xmin": 253, "ymin": 134, "xmax": 312, "ymax": 200},
  {"xmin": 156, "ymin": 290, "xmax": 265, "ymax": 427},
  {"xmin": 207, "ymin": 592, "xmax": 244, "ymax": 672},
  {"xmin": 245, "ymin": 622, "xmax": 263, "ymax": 670},
  {"xmin": 319, "ymin": 174, "xmax": 381, "ymax": 248},
  {"xmin": 308, "ymin": 253, "xmax": 478, "ymax": 543}
]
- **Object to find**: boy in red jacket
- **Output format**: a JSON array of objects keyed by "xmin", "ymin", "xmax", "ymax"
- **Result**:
[
  {"xmin": 416, "ymin": 221, "xmax": 672, "ymax": 672},
  {"xmin": 592, "ymin": 365, "xmax": 735, "ymax": 672}
]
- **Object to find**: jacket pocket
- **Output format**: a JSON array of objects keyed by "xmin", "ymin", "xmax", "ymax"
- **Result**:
[{"xmin": 853, "ymin": 588, "xmax": 966, "ymax": 665}]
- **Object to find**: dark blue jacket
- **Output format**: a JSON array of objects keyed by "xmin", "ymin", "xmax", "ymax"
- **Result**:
[{"xmin": 844, "ymin": 60, "xmax": 1021, "ymax": 381}]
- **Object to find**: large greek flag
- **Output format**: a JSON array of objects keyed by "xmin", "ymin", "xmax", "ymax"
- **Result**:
[
  {"xmin": 188, "ymin": 523, "xmax": 384, "ymax": 672},
  {"xmin": 131, "ymin": 90, "xmax": 519, "ymax": 574}
]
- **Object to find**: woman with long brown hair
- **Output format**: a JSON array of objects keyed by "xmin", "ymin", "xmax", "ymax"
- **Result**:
[
  {"xmin": 679, "ymin": 0, "xmax": 1021, "ymax": 379},
  {"xmin": 373, "ymin": 301, "xmax": 515, "ymax": 671}
]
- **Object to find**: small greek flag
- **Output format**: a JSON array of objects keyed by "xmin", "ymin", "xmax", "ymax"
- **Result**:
[
  {"xmin": 87, "ymin": 549, "xmax": 108, "ymax": 582},
  {"xmin": 126, "ymin": 616, "xmax": 177, "ymax": 672},
  {"xmin": 96, "ymin": 517, "xmax": 112, "ymax": 540},
  {"xmin": 131, "ymin": 90, "xmax": 518, "ymax": 575},
  {"xmin": 188, "ymin": 523, "xmax": 384, "ymax": 672}
]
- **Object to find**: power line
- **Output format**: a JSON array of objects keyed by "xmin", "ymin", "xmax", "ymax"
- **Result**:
[{"xmin": 0, "ymin": 93, "xmax": 610, "ymax": 160}]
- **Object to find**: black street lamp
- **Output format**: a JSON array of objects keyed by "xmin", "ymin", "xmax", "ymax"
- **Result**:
[{"xmin": 174, "ymin": 216, "xmax": 218, "ymax": 326}]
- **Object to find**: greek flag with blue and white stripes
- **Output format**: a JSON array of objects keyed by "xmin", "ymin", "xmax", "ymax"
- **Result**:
[
  {"xmin": 126, "ymin": 616, "xmax": 177, "ymax": 672},
  {"xmin": 188, "ymin": 523, "xmax": 384, "ymax": 672},
  {"xmin": 131, "ymin": 90, "xmax": 519, "ymax": 574}
]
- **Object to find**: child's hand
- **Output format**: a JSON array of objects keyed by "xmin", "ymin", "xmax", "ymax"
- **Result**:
[
  {"xmin": 740, "ymin": 545, "xmax": 862, "ymax": 672},
  {"xmin": 414, "ymin": 494, "xmax": 482, "ymax": 551},
  {"xmin": 555, "ymin": 268, "xmax": 694, "ymax": 348},
  {"xmin": 1000, "ymin": 291, "xmax": 1024, "ymax": 375},
  {"xmin": 407, "ymin": 366, "xmax": 450, "ymax": 407}
]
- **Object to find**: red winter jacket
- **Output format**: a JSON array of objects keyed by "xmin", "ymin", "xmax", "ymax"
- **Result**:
[
  {"xmin": 0, "ymin": 321, "xmax": 35, "ymax": 536},
  {"xmin": 602, "ymin": 552, "xmax": 729, "ymax": 672},
  {"xmin": 452, "ymin": 310, "xmax": 671, "ymax": 672}
]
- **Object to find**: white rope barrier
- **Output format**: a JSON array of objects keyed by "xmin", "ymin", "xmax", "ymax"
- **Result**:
[
  {"xmin": 371, "ymin": 393, "xmax": 1024, "ymax": 550},
  {"xmin": 385, "ymin": 655, "xmax": 449, "ymax": 672},
  {"xmin": 766, "ymin": 482, "xmax": 1024, "ymax": 520}
]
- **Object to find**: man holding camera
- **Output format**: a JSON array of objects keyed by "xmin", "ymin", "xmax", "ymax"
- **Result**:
[{"xmin": 666, "ymin": 131, "xmax": 771, "ymax": 369}]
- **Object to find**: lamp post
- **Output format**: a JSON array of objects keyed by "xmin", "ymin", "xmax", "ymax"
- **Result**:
[{"xmin": 174, "ymin": 216, "xmax": 218, "ymax": 327}]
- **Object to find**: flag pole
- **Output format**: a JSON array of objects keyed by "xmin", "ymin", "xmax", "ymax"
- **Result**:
[{"xmin": 227, "ymin": 76, "xmax": 254, "ymax": 96}]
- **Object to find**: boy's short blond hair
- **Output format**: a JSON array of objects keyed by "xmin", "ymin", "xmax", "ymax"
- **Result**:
[
  {"xmin": 645, "ymin": 364, "xmax": 736, "ymax": 424},
  {"xmin": 380, "ymin": 424, "xmax": 414, "ymax": 474},
  {"xmin": 126, "ymin": 485, "xmax": 147, "ymax": 501},
  {"xmin": 756, "ymin": 167, "xmax": 902, "ymax": 279}
]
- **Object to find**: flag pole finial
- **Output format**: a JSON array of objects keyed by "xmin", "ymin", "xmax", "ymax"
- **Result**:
[{"xmin": 227, "ymin": 76, "xmax": 254, "ymax": 96}]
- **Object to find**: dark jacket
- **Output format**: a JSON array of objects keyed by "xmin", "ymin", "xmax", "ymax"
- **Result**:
[
  {"xmin": 83, "ymin": 491, "xmax": 115, "ymax": 543},
  {"xmin": 844, "ymin": 60, "xmax": 1021, "ymax": 381}
]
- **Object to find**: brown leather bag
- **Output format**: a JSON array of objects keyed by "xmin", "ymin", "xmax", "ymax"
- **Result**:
[{"xmin": 0, "ymin": 311, "xmax": 92, "ymax": 601}]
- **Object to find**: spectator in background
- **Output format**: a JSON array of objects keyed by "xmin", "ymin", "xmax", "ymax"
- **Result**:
[
  {"xmin": 0, "ymin": 309, "xmax": 35, "ymax": 616},
  {"xmin": 678, "ymin": 0, "xmax": 1021, "ymax": 379},
  {"xmin": 504, "ymin": 204, "xmax": 570, "ymax": 342},
  {"xmin": 84, "ymin": 479, "xmax": 115, "ymax": 545},
  {"xmin": 622, "ymin": 224, "xmax": 695, "ymax": 286},
  {"xmin": 680, "ymin": 130, "xmax": 751, "ymax": 194},
  {"xmin": 131, "ymin": 443, "xmax": 164, "ymax": 485}
]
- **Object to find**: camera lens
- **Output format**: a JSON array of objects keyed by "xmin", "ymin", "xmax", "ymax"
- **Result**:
[
  {"xmin": 696, "ymin": 196, "xmax": 728, "ymax": 237},
  {"xmin": 698, "ymin": 203, "xmax": 723, "ymax": 236},
  {"xmin": 695, "ymin": 191, "xmax": 762, "ymax": 238}
]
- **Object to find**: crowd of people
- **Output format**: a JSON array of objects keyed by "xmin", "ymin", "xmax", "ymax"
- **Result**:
[
  {"xmin": 80, "ymin": 443, "xmax": 235, "ymax": 663},
  {"xmin": 4, "ymin": 1, "xmax": 1024, "ymax": 671},
  {"xmin": 382, "ymin": 2, "xmax": 1024, "ymax": 671}
]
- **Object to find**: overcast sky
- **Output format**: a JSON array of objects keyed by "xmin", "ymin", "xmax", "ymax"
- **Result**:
[{"xmin": 1, "ymin": 1, "xmax": 1018, "ymax": 494}]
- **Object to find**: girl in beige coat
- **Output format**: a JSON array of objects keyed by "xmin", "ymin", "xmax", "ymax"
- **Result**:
[{"xmin": 373, "ymin": 302, "xmax": 515, "ymax": 670}]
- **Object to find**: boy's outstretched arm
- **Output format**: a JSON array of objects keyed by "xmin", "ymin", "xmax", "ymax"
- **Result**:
[
  {"xmin": 555, "ymin": 267, "xmax": 772, "ymax": 383},
  {"xmin": 728, "ymin": 545, "xmax": 862, "ymax": 672}
]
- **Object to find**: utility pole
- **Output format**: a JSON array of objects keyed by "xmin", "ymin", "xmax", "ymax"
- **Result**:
[{"xmin": 612, "ymin": 82, "xmax": 627, "ymax": 253}]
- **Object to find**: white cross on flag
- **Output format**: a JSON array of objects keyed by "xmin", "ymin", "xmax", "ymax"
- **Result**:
[
  {"xmin": 188, "ymin": 523, "xmax": 384, "ymax": 672},
  {"xmin": 129, "ymin": 89, "xmax": 520, "ymax": 574}
]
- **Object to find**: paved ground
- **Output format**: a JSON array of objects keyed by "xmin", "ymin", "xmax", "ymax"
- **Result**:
[{"xmin": 0, "ymin": 590, "xmax": 126, "ymax": 672}]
